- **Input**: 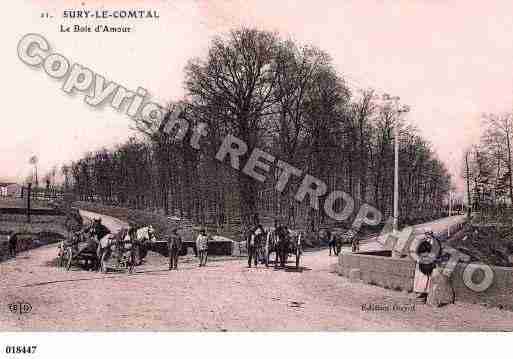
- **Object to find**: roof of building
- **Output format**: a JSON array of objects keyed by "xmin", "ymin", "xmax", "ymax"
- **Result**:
[{"xmin": 0, "ymin": 182, "xmax": 19, "ymax": 187}]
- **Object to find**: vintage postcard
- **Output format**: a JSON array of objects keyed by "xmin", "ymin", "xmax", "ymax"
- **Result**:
[{"xmin": 1, "ymin": 1, "xmax": 512, "ymax": 355}]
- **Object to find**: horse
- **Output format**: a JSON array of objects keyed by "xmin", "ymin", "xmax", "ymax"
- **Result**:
[
  {"xmin": 91, "ymin": 218, "xmax": 111, "ymax": 242},
  {"xmin": 259, "ymin": 226, "xmax": 293, "ymax": 268},
  {"xmin": 125, "ymin": 225, "xmax": 156, "ymax": 264},
  {"xmin": 96, "ymin": 225, "xmax": 156, "ymax": 268},
  {"xmin": 272, "ymin": 226, "xmax": 291, "ymax": 268}
]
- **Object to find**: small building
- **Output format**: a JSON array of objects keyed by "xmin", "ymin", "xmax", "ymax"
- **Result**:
[{"xmin": 0, "ymin": 183, "xmax": 22, "ymax": 197}]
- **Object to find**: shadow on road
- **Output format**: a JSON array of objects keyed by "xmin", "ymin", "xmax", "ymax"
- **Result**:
[
  {"xmin": 20, "ymin": 263, "xmax": 232, "ymax": 288},
  {"xmin": 21, "ymin": 275, "xmax": 122, "ymax": 288},
  {"xmin": 284, "ymin": 266, "xmax": 311, "ymax": 273}
]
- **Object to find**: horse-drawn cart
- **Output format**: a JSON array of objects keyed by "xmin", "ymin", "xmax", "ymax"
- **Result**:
[{"xmin": 59, "ymin": 230, "xmax": 99, "ymax": 271}]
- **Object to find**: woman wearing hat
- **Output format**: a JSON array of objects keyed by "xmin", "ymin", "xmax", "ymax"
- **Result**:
[{"xmin": 413, "ymin": 228, "xmax": 441, "ymax": 303}]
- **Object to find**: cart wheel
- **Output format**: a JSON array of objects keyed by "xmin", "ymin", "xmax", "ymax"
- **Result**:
[
  {"xmin": 100, "ymin": 251, "xmax": 109, "ymax": 273},
  {"xmin": 65, "ymin": 248, "xmax": 73, "ymax": 271}
]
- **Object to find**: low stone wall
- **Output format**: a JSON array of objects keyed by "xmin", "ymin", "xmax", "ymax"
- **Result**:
[
  {"xmin": 338, "ymin": 251, "xmax": 416, "ymax": 292},
  {"xmin": 449, "ymin": 264, "xmax": 513, "ymax": 311},
  {"xmin": 338, "ymin": 251, "xmax": 513, "ymax": 310}
]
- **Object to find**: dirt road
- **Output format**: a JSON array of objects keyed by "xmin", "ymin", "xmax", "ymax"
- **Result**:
[
  {"xmin": 352, "ymin": 215, "xmax": 467, "ymax": 253},
  {"xmin": 79, "ymin": 209, "xmax": 128, "ymax": 232},
  {"xmin": 2, "ymin": 238, "xmax": 513, "ymax": 331}
]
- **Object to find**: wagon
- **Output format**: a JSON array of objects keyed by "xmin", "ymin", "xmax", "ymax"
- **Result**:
[{"xmin": 60, "ymin": 232, "xmax": 99, "ymax": 271}]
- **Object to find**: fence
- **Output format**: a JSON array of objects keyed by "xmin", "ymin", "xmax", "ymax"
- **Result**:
[{"xmin": 21, "ymin": 187, "xmax": 66, "ymax": 201}]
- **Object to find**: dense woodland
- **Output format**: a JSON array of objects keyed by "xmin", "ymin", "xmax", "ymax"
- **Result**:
[
  {"xmin": 465, "ymin": 113, "xmax": 513, "ymax": 220},
  {"xmin": 56, "ymin": 28, "xmax": 451, "ymax": 232}
]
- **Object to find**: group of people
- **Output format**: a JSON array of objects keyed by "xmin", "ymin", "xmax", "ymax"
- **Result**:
[
  {"xmin": 246, "ymin": 219, "xmax": 292, "ymax": 268},
  {"xmin": 325, "ymin": 228, "xmax": 360, "ymax": 256},
  {"xmin": 166, "ymin": 228, "xmax": 210, "ymax": 270}
]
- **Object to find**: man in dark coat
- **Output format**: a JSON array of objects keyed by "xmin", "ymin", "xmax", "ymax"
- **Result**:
[
  {"xmin": 8, "ymin": 232, "xmax": 17, "ymax": 258},
  {"xmin": 168, "ymin": 228, "xmax": 182, "ymax": 270},
  {"xmin": 326, "ymin": 230, "xmax": 336, "ymax": 256},
  {"xmin": 247, "ymin": 225, "xmax": 263, "ymax": 268}
]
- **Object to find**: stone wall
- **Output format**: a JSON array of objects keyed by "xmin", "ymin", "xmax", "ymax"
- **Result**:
[
  {"xmin": 338, "ymin": 251, "xmax": 513, "ymax": 310},
  {"xmin": 449, "ymin": 263, "xmax": 513, "ymax": 311},
  {"xmin": 338, "ymin": 251, "xmax": 416, "ymax": 292}
]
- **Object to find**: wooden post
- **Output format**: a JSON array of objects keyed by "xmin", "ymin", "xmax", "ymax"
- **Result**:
[{"xmin": 26, "ymin": 183, "xmax": 32, "ymax": 223}]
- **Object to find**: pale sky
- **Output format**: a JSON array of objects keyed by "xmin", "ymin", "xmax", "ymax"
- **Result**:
[{"xmin": 2, "ymin": 0, "xmax": 513, "ymax": 193}]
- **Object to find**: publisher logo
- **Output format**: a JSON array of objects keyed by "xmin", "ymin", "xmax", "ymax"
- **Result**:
[{"xmin": 8, "ymin": 302, "xmax": 32, "ymax": 315}]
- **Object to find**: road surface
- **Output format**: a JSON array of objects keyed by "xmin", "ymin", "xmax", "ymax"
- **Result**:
[
  {"xmin": 350, "ymin": 215, "xmax": 467, "ymax": 252},
  {"xmin": 2, "ymin": 212, "xmax": 512, "ymax": 331},
  {"xmin": 79, "ymin": 209, "xmax": 128, "ymax": 232}
]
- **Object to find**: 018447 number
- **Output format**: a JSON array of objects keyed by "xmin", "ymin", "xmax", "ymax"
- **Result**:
[{"xmin": 5, "ymin": 345, "xmax": 37, "ymax": 355}]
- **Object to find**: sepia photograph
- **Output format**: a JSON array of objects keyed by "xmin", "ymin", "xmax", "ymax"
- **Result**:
[{"xmin": 1, "ymin": 1, "xmax": 512, "ymax": 357}]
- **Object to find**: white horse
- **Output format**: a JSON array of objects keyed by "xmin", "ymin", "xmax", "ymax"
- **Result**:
[
  {"xmin": 98, "ymin": 225, "xmax": 156, "ymax": 266},
  {"xmin": 123, "ymin": 225, "xmax": 156, "ymax": 243}
]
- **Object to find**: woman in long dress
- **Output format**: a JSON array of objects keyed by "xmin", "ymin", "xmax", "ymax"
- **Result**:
[{"xmin": 413, "ymin": 228, "xmax": 441, "ymax": 302}]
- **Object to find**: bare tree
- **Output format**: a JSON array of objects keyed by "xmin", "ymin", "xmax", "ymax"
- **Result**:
[{"xmin": 185, "ymin": 27, "xmax": 281, "ymax": 228}]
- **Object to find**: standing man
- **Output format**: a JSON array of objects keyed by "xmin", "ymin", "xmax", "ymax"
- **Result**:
[
  {"xmin": 326, "ymin": 229, "xmax": 335, "ymax": 256},
  {"xmin": 246, "ymin": 226, "xmax": 257, "ymax": 268},
  {"xmin": 168, "ymin": 228, "xmax": 182, "ymax": 270},
  {"xmin": 196, "ymin": 229, "xmax": 209, "ymax": 267},
  {"xmin": 247, "ymin": 222, "xmax": 264, "ymax": 268},
  {"xmin": 8, "ymin": 232, "xmax": 17, "ymax": 258}
]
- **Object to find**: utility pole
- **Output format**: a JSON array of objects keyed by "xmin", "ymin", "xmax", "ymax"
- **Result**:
[
  {"xmin": 393, "ymin": 118, "xmax": 399, "ymax": 232},
  {"xmin": 465, "ymin": 151, "xmax": 472, "ymax": 218},
  {"xmin": 383, "ymin": 95, "xmax": 409, "ymax": 233},
  {"xmin": 448, "ymin": 191, "xmax": 452, "ymax": 237},
  {"xmin": 26, "ymin": 183, "xmax": 32, "ymax": 223}
]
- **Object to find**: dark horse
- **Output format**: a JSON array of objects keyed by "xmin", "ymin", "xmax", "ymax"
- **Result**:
[
  {"xmin": 274, "ymin": 225, "xmax": 290, "ymax": 268},
  {"xmin": 91, "ymin": 218, "xmax": 111, "ymax": 241}
]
